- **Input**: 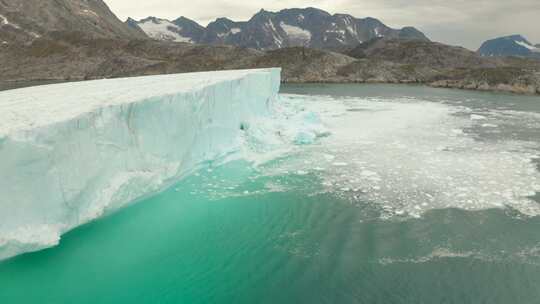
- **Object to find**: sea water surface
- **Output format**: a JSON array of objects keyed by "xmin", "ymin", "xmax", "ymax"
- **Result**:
[{"xmin": 2, "ymin": 84, "xmax": 540, "ymax": 303}]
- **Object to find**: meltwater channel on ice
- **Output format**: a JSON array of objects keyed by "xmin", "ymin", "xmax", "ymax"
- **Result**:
[{"xmin": 0, "ymin": 68, "xmax": 312, "ymax": 260}]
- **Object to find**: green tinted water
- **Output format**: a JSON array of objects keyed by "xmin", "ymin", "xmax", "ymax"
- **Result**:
[{"xmin": 1, "ymin": 84, "xmax": 540, "ymax": 303}]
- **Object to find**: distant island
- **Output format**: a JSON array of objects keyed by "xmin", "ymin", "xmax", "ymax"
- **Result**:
[
  {"xmin": 478, "ymin": 35, "xmax": 540, "ymax": 58},
  {"xmin": 0, "ymin": 1, "xmax": 539, "ymax": 95}
]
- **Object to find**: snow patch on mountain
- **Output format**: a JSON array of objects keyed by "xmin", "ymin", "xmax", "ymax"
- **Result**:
[
  {"xmin": 138, "ymin": 18, "xmax": 192, "ymax": 43},
  {"xmin": 0, "ymin": 14, "xmax": 40, "ymax": 39},
  {"xmin": 78, "ymin": 9, "xmax": 99, "ymax": 19},
  {"xmin": 346, "ymin": 25, "xmax": 357, "ymax": 36},
  {"xmin": 478, "ymin": 35, "xmax": 539, "ymax": 57},
  {"xmin": 129, "ymin": 8, "xmax": 428, "ymax": 50},
  {"xmin": 218, "ymin": 27, "xmax": 242, "ymax": 38},
  {"xmin": 0, "ymin": 14, "xmax": 19, "ymax": 29},
  {"xmin": 280, "ymin": 22, "xmax": 312, "ymax": 44},
  {"xmin": 515, "ymin": 40, "xmax": 537, "ymax": 51}
]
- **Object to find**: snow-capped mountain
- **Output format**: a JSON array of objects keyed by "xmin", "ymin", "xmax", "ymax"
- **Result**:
[
  {"xmin": 132, "ymin": 17, "xmax": 193, "ymax": 42},
  {"xmin": 478, "ymin": 35, "xmax": 540, "ymax": 57},
  {"xmin": 127, "ymin": 7, "xmax": 429, "ymax": 50}
]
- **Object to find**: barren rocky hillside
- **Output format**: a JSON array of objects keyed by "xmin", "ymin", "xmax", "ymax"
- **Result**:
[{"xmin": 0, "ymin": 1, "xmax": 539, "ymax": 95}]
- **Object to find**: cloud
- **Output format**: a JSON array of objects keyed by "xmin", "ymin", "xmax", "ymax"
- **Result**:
[{"xmin": 105, "ymin": 0, "xmax": 540, "ymax": 50}]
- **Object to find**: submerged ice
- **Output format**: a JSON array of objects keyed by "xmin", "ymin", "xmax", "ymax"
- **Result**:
[{"xmin": 0, "ymin": 69, "xmax": 281, "ymax": 260}]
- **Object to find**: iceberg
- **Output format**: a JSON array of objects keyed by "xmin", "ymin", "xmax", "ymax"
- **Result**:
[{"xmin": 0, "ymin": 68, "xmax": 281, "ymax": 260}]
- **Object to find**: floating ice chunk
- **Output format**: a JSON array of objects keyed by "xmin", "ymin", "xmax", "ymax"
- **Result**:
[
  {"xmin": 360, "ymin": 170, "xmax": 378, "ymax": 177},
  {"xmin": 294, "ymin": 130, "xmax": 317, "ymax": 145},
  {"xmin": 471, "ymin": 114, "xmax": 487, "ymax": 120},
  {"xmin": 275, "ymin": 94, "xmax": 540, "ymax": 219},
  {"xmin": 323, "ymin": 154, "xmax": 336, "ymax": 161},
  {"xmin": 302, "ymin": 112, "xmax": 322, "ymax": 124}
]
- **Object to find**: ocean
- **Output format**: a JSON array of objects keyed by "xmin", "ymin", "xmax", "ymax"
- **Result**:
[{"xmin": 1, "ymin": 84, "xmax": 540, "ymax": 303}]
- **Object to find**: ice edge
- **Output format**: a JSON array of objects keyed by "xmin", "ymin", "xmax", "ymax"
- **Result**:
[{"xmin": 0, "ymin": 68, "xmax": 281, "ymax": 260}]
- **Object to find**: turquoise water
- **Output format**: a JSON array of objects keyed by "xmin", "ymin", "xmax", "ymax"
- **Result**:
[{"xmin": 2, "ymin": 84, "xmax": 540, "ymax": 303}]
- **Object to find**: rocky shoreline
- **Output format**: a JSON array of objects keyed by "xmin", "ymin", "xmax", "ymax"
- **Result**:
[
  {"xmin": 429, "ymin": 80, "xmax": 540, "ymax": 95},
  {"xmin": 3, "ymin": 77, "xmax": 539, "ymax": 96}
]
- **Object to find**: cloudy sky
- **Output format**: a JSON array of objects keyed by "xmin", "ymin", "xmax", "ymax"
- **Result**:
[{"xmin": 106, "ymin": 0, "xmax": 540, "ymax": 50}]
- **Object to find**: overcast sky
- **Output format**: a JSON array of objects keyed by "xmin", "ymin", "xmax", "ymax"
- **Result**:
[{"xmin": 105, "ymin": 0, "xmax": 540, "ymax": 50}]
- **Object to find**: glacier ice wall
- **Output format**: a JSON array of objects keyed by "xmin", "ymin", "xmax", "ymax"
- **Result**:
[{"xmin": 0, "ymin": 68, "xmax": 281, "ymax": 260}]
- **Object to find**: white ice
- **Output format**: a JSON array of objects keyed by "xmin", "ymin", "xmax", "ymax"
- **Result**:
[
  {"xmin": 262, "ymin": 94, "xmax": 540, "ymax": 219},
  {"xmin": 230, "ymin": 28, "xmax": 242, "ymax": 34},
  {"xmin": 0, "ymin": 68, "xmax": 281, "ymax": 260},
  {"xmin": 138, "ymin": 18, "xmax": 192, "ymax": 43},
  {"xmin": 279, "ymin": 22, "xmax": 312, "ymax": 44}
]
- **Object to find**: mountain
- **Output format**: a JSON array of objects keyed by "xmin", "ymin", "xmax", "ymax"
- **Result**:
[
  {"xmin": 0, "ymin": 0, "xmax": 145, "ymax": 45},
  {"xmin": 132, "ymin": 16, "xmax": 204, "ymax": 43},
  {"xmin": 478, "ymin": 35, "xmax": 540, "ymax": 57},
  {"xmin": 126, "ymin": 7, "xmax": 429, "ymax": 50},
  {"xmin": 338, "ymin": 39, "xmax": 540, "ymax": 94},
  {"xmin": 1, "ymin": 2, "xmax": 539, "ymax": 96},
  {"xmin": 125, "ymin": 17, "xmax": 147, "ymax": 37},
  {"xmin": 347, "ymin": 38, "xmax": 490, "ymax": 69}
]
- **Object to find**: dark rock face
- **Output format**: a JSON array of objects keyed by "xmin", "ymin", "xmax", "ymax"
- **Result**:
[
  {"xmin": 127, "ymin": 7, "xmax": 429, "ymax": 50},
  {"xmin": 172, "ymin": 17, "xmax": 206, "ymax": 42},
  {"xmin": 0, "ymin": 0, "xmax": 145, "ymax": 44},
  {"xmin": 478, "ymin": 35, "xmax": 540, "ymax": 58},
  {"xmin": 125, "ymin": 17, "xmax": 146, "ymax": 36},
  {"xmin": 347, "ymin": 38, "xmax": 492, "ymax": 69}
]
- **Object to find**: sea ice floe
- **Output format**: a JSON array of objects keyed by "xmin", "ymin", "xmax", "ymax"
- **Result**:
[{"xmin": 265, "ymin": 95, "xmax": 540, "ymax": 218}]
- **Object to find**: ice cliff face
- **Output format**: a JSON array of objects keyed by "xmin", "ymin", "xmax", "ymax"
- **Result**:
[{"xmin": 0, "ymin": 68, "xmax": 281, "ymax": 260}]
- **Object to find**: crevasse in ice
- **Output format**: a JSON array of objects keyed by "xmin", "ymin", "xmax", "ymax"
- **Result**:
[{"xmin": 0, "ymin": 69, "xmax": 281, "ymax": 260}]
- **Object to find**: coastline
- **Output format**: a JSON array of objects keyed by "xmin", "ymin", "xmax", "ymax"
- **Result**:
[{"xmin": 2, "ymin": 77, "xmax": 540, "ymax": 96}]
